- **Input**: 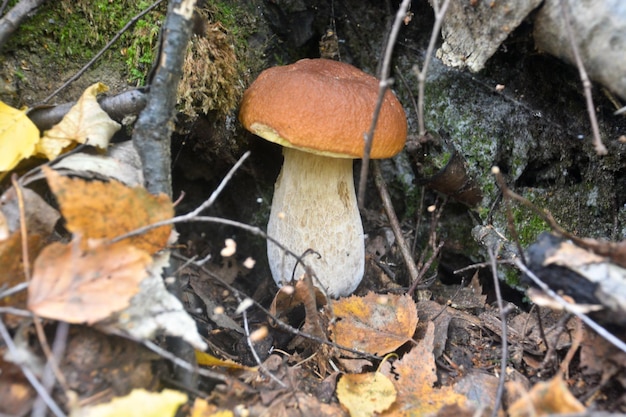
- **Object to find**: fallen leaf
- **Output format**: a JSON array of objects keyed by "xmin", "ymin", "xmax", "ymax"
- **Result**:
[
  {"xmin": 44, "ymin": 167, "xmax": 173, "ymax": 254},
  {"xmin": 337, "ymin": 371, "xmax": 397, "ymax": 417},
  {"xmin": 190, "ymin": 398, "xmax": 234, "ymax": 417},
  {"xmin": 28, "ymin": 240, "xmax": 150, "ymax": 324},
  {"xmin": 508, "ymin": 375, "xmax": 585, "ymax": 417},
  {"xmin": 1, "ymin": 186, "xmax": 61, "ymax": 237},
  {"xmin": 195, "ymin": 350, "xmax": 254, "ymax": 371},
  {"xmin": 0, "ymin": 101, "xmax": 39, "ymax": 172},
  {"xmin": 330, "ymin": 292, "xmax": 418, "ymax": 356},
  {"xmin": 69, "ymin": 388, "xmax": 186, "ymax": 417},
  {"xmin": 38, "ymin": 83, "xmax": 120, "ymax": 160},
  {"xmin": 97, "ymin": 252, "xmax": 208, "ymax": 350},
  {"xmin": 380, "ymin": 322, "xmax": 468, "ymax": 416},
  {"xmin": 0, "ymin": 231, "xmax": 44, "ymax": 325}
]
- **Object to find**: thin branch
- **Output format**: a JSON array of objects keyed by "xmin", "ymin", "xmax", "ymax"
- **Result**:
[
  {"xmin": 372, "ymin": 160, "xmax": 420, "ymax": 282},
  {"xmin": 415, "ymin": 0, "xmax": 452, "ymax": 136},
  {"xmin": 241, "ymin": 309, "xmax": 286, "ymax": 388},
  {"xmin": 0, "ymin": 317, "xmax": 66, "ymax": 417},
  {"xmin": 357, "ymin": 0, "xmax": 411, "ymax": 208},
  {"xmin": 515, "ymin": 259, "xmax": 626, "ymax": 354},
  {"xmin": 487, "ymin": 244, "xmax": 508, "ymax": 417},
  {"xmin": 40, "ymin": 0, "xmax": 165, "ymax": 104},
  {"xmin": 558, "ymin": 0, "xmax": 607, "ymax": 155}
]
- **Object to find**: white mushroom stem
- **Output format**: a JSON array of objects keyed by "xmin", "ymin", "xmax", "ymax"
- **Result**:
[{"xmin": 267, "ymin": 147, "xmax": 365, "ymax": 297}]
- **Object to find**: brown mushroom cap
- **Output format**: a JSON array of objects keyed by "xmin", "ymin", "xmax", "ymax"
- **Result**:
[{"xmin": 239, "ymin": 58, "xmax": 407, "ymax": 159}]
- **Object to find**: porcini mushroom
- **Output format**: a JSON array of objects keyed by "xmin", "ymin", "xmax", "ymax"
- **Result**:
[{"xmin": 239, "ymin": 58, "xmax": 407, "ymax": 297}]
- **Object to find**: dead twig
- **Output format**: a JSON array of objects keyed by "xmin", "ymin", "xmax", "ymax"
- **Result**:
[
  {"xmin": 357, "ymin": 0, "xmax": 411, "ymax": 208},
  {"xmin": 11, "ymin": 174, "xmax": 70, "ymax": 410},
  {"xmin": 372, "ymin": 160, "xmax": 420, "ymax": 284},
  {"xmin": 487, "ymin": 244, "xmax": 508, "ymax": 417},
  {"xmin": 515, "ymin": 259, "xmax": 626, "ymax": 354},
  {"xmin": 40, "ymin": 0, "xmax": 165, "ymax": 104},
  {"xmin": 0, "ymin": 316, "xmax": 66, "ymax": 417},
  {"xmin": 558, "ymin": 0, "xmax": 607, "ymax": 155},
  {"xmin": 414, "ymin": 0, "xmax": 452, "ymax": 136}
]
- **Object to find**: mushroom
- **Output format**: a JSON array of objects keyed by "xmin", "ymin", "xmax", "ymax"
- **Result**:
[{"xmin": 239, "ymin": 58, "xmax": 407, "ymax": 297}]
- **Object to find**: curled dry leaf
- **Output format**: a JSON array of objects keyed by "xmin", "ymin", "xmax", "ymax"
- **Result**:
[
  {"xmin": 37, "ymin": 83, "xmax": 121, "ymax": 160},
  {"xmin": 43, "ymin": 166, "xmax": 173, "ymax": 254},
  {"xmin": 28, "ymin": 240, "xmax": 150, "ymax": 324},
  {"xmin": 330, "ymin": 292, "xmax": 418, "ymax": 356}
]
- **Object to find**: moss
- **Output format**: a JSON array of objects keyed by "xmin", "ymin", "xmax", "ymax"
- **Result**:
[
  {"xmin": 3, "ymin": 0, "xmax": 165, "ymax": 84},
  {"xmin": 177, "ymin": 1, "xmax": 258, "ymax": 118}
]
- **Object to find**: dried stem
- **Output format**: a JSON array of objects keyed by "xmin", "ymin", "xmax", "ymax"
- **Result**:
[
  {"xmin": 415, "ymin": 0, "xmax": 452, "ymax": 136},
  {"xmin": 558, "ymin": 0, "xmax": 607, "ymax": 155},
  {"xmin": 487, "ymin": 244, "xmax": 508, "ymax": 417},
  {"xmin": 0, "ymin": 317, "xmax": 66, "ymax": 417},
  {"xmin": 357, "ymin": 0, "xmax": 411, "ymax": 208},
  {"xmin": 372, "ymin": 160, "xmax": 420, "ymax": 283},
  {"xmin": 515, "ymin": 259, "xmax": 626, "ymax": 354}
]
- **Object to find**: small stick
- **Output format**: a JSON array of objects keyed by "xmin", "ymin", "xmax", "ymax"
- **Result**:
[
  {"xmin": 487, "ymin": 244, "xmax": 508, "ymax": 417},
  {"xmin": 372, "ymin": 160, "xmax": 420, "ymax": 283},
  {"xmin": 516, "ymin": 259, "xmax": 626, "ymax": 354},
  {"xmin": 558, "ymin": 0, "xmax": 607, "ymax": 155},
  {"xmin": 0, "ymin": 317, "xmax": 66, "ymax": 417},
  {"xmin": 358, "ymin": 0, "xmax": 411, "ymax": 208}
]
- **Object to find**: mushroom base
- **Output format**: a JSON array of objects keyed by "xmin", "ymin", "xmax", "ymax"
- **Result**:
[{"xmin": 267, "ymin": 147, "xmax": 365, "ymax": 297}]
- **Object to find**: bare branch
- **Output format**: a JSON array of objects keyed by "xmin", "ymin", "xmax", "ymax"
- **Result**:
[
  {"xmin": 558, "ymin": 0, "xmax": 607, "ymax": 155},
  {"xmin": 357, "ymin": 0, "xmax": 411, "ymax": 208}
]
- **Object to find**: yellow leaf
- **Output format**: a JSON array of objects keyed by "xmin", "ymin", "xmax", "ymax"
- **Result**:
[
  {"xmin": 195, "ymin": 350, "xmax": 255, "ymax": 371},
  {"xmin": 69, "ymin": 389, "xmax": 187, "ymax": 417},
  {"xmin": 337, "ymin": 372, "xmax": 397, "ymax": 417},
  {"xmin": 38, "ymin": 83, "xmax": 120, "ymax": 160},
  {"xmin": 0, "ymin": 100, "xmax": 39, "ymax": 171},
  {"xmin": 190, "ymin": 398, "xmax": 234, "ymax": 417}
]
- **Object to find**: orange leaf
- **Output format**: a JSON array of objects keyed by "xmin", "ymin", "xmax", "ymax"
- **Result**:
[
  {"xmin": 508, "ymin": 375, "xmax": 585, "ymax": 417},
  {"xmin": 379, "ymin": 322, "xmax": 468, "ymax": 416},
  {"xmin": 28, "ymin": 240, "xmax": 150, "ymax": 324},
  {"xmin": 43, "ymin": 167, "xmax": 173, "ymax": 254},
  {"xmin": 330, "ymin": 292, "xmax": 418, "ymax": 356}
]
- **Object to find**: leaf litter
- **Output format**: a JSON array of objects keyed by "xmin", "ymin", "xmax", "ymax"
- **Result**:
[{"xmin": 1, "ymin": 83, "xmax": 625, "ymax": 417}]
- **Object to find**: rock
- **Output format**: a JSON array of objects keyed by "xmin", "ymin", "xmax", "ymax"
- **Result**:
[{"xmin": 533, "ymin": 0, "xmax": 626, "ymax": 100}]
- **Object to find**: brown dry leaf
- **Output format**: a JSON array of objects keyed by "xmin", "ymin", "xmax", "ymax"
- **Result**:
[
  {"xmin": 336, "ymin": 371, "xmax": 397, "ymax": 417},
  {"xmin": 330, "ymin": 292, "xmax": 417, "ymax": 356},
  {"xmin": 44, "ymin": 167, "xmax": 173, "ymax": 254},
  {"xmin": 28, "ymin": 240, "xmax": 150, "ymax": 324},
  {"xmin": 37, "ymin": 83, "xmax": 120, "ymax": 160},
  {"xmin": 380, "ymin": 322, "xmax": 468, "ymax": 416},
  {"xmin": 0, "ymin": 231, "xmax": 44, "ymax": 325},
  {"xmin": 508, "ymin": 375, "xmax": 585, "ymax": 417}
]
